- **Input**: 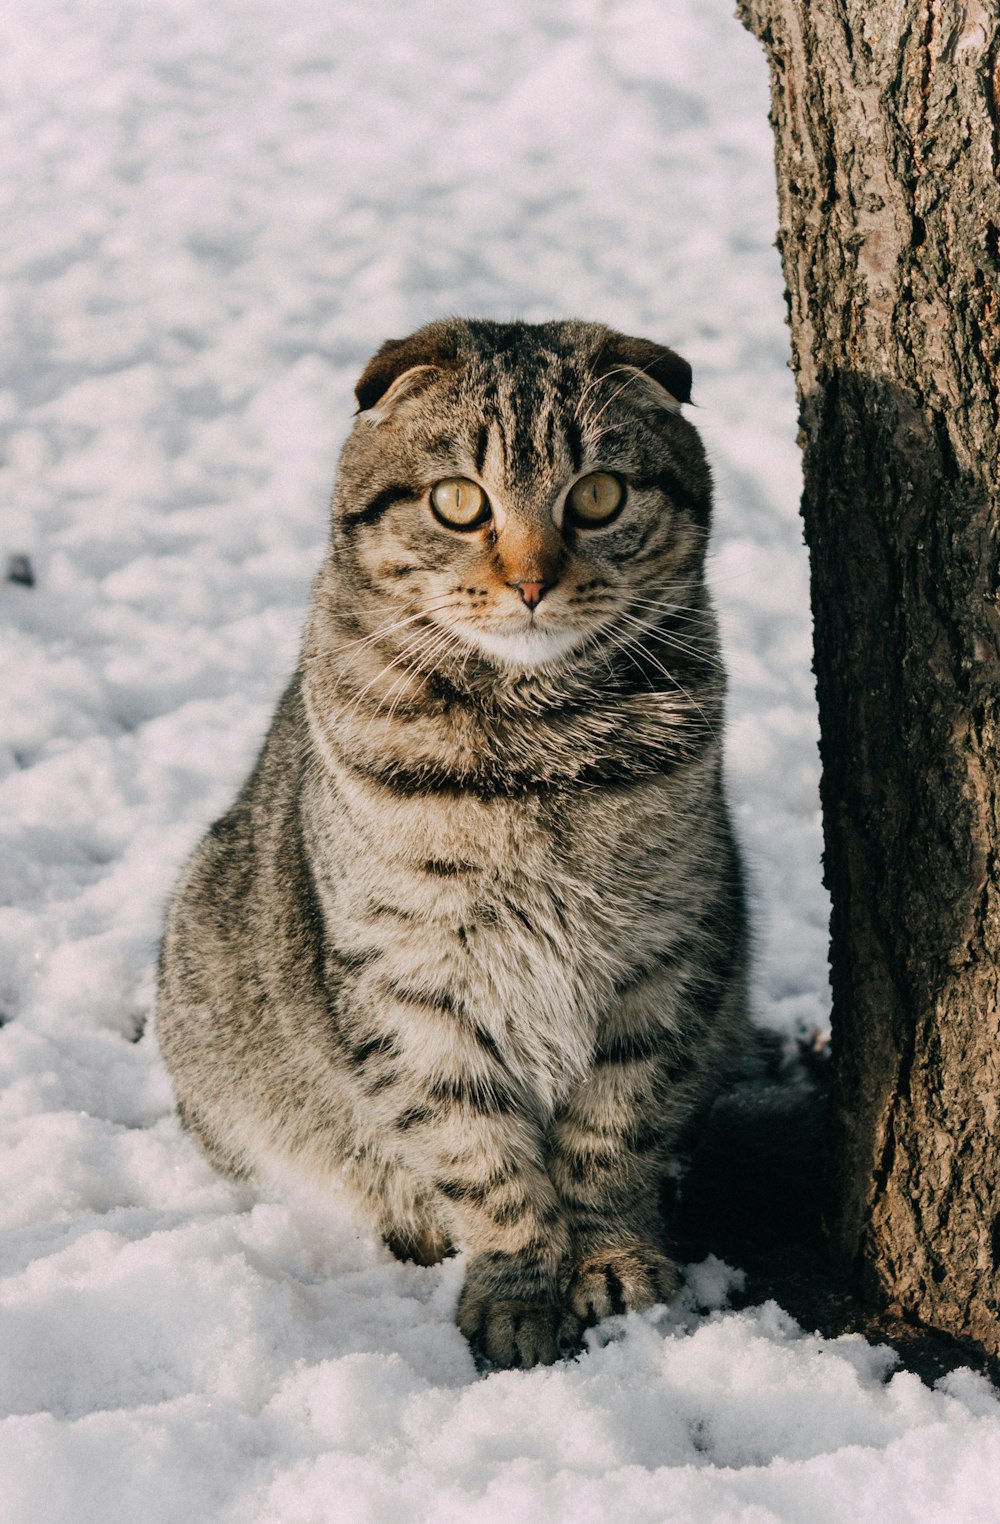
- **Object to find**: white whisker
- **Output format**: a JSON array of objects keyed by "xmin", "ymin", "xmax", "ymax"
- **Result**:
[
  {"xmin": 603, "ymin": 625, "xmax": 719, "ymax": 740},
  {"xmin": 376, "ymin": 627, "xmax": 455, "ymax": 735},
  {"xmin": 319, "ymin": 597, "xmax": 459, "ymax": 659},
  {"xmin": 624, "ymin": 596, "xmax": 715, "ymax": 625},
  {"xmin": 615, "ymin": 608, "xmax": 724, "ymax": 673},
  {"xmin": 339, "ymin": 624, "xmax": 442, "ymax": 731}
]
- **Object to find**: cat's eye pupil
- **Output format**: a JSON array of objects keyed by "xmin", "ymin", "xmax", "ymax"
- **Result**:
[
  {"xmin": 567, "ymin": 472, "xmax": 625, "ymax": 526},
  {"xmin": 430, "ymin": 477, "xmax": 490, "ymax": 529}
]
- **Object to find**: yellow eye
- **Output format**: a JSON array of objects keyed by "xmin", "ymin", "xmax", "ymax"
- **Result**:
[
  {"xmin": 430, "ymin": 477, "xmax": 490, "ymax": 529},
  {"xmin": 566, "ymin": 472, "xmax": 625, "ymax": 526}
]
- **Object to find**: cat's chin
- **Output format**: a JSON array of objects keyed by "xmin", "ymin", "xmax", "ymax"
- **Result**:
[{"xmin": 456, "ymin": 623, "xmax": 586, "ymax": 670}]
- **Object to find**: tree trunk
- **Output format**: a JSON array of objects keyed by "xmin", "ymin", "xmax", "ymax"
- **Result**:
[{"xmin": 737, "ymin": 0, "xmax": 1000, "ymax": 1353}]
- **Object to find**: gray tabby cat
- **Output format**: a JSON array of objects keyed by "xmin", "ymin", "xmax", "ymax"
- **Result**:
[{"xmin": 157, "ymin": 318, "xmax": 749, "ymax": 1370}]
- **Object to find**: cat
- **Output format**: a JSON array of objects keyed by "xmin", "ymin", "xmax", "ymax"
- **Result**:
[{"xmin": 156, "ymin": 317, "xmax": 750, "ymax": 1370}]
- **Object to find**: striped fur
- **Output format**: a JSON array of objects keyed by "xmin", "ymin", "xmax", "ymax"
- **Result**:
[{"xmin": 157, "ymin": 319, "xmax": 750, "ymax": 1369}]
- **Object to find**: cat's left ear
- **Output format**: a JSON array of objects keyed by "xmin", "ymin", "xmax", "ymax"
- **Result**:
[
  {"xmin": 592, "ymin": 331, "xmax": 692, "ymax": 413},
  {"xmin": 354, "ymin": 326, "xmax": 457, "ymax": 423}
]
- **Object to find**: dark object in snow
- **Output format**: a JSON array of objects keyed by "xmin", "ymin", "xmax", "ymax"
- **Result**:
[{"xmin": 6, "ymin": 553, "xmax": 35, "ymax": 587}]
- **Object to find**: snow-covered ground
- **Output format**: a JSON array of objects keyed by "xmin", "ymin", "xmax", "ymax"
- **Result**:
[{"xmin": 3, "ymin": 0, "xmax": 999, "ymax": 1519}]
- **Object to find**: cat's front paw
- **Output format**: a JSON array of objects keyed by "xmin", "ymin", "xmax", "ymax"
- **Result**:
[
  {"xmin": 565, "ymin": 1245, "xmax": 678, "ymax": 1324},
  {"xmin": 457, "ymin": 1286, "xmax": 582, "ymax": 1370}
]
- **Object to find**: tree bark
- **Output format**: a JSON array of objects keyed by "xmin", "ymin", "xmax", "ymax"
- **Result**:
[{"xmin": 737, "ymin": 0, "xmax": 1000, "ymax": 1352}]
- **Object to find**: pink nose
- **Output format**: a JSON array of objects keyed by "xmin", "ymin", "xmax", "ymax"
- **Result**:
[{"xmin": 515, "ymin": 580, "xmax": 550, "ymax": 611}]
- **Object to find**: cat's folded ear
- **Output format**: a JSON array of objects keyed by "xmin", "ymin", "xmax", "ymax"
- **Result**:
[
  {"xmin": 592, "ymin": 331, "xmax": 692, "ymax": 414},
  {"xmin": 355, "ymin": 324, "xmax": 458, "ymax": 423}
]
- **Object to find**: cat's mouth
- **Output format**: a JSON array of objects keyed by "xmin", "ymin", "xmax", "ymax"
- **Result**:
[{"xmin": 445, "ymin": 616, "xmax": 588, "ymax": 670}]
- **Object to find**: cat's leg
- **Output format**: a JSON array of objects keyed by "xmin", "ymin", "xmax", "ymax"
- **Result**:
[
  {"xmin": 547, "ymin": 1027, "xmax": 693, "ymax": 1325},
  {"xmin": 394, "ymin": 1104, "xmax": 581, "ymax": 1368},
  {"xmin": 549, "ymin": 1130, "xmax": 678, "ymax": 1323},
  {"xmin": 337, "ymin": 987, "xmax": 583, "ymax": 1367},
  {"xmin": 553, "ymin": 910, "xmax": 749, "ymax": 1325}
]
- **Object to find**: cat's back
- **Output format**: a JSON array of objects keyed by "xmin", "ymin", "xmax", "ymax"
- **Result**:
[{"xmin": 156, "ymin": 677, "xmax": 333, "ymax": 1153}]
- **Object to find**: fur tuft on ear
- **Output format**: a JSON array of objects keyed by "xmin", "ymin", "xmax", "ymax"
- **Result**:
[
  {"xmin": 591, "ymin": 330, "xmax": 693, "ymax": 408},
  {"xmin": 354, "ymin": 322, "xmax": 461, "ymax": 414}
]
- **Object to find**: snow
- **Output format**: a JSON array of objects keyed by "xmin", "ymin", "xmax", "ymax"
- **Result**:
[{"xmin": 1, "ymin": 0, "xmax": 997, "ymax": 1519}]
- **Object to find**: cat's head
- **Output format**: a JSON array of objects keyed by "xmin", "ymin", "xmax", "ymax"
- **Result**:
[{"xmin": 328, "ymin": 318, "xmax": 712, "ymax": 672}]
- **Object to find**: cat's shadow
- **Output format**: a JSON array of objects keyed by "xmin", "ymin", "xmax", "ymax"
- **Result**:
[{"xmin": 674, "ymin": 1041, "xmax": 1000, "ymax": 1390}]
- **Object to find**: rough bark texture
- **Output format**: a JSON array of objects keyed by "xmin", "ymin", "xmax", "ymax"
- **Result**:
[{"xmin": 737, "ymin": 0, "xmax": 1000, "ymax": 1352}]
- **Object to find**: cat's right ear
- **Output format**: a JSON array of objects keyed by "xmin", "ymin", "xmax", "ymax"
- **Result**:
[
  {"xmin": 355, "ymin": 364, "xmax": 439, "ymax": 425},
  {"xmin": 354, "ymin": 328, "xmax": 456, "ymax": 424}
]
